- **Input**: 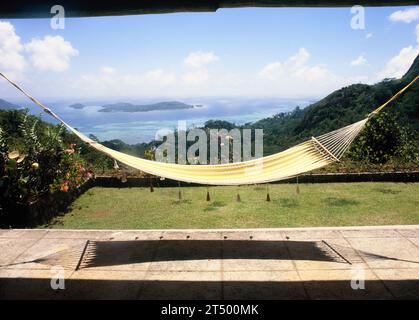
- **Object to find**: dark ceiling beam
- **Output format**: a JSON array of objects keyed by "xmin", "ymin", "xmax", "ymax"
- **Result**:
[{"xmin": 0, "ymin": 1, "xmax": 416, "ymax": 19}]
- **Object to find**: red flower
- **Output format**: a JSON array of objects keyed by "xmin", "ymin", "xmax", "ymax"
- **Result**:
[{"xmin": 60, "ymin": 181, "xmax": 69, "ymax": 192}]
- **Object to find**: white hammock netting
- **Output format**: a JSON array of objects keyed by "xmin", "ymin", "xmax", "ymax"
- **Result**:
[{"xmin": 1, "ymin": 72, "xmax": 417, "ymax": 186}]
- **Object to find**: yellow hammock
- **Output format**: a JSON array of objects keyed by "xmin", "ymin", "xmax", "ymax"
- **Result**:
[{"xmin": 1, "ymin": 72, "xmax": 417, "ymax": 185}]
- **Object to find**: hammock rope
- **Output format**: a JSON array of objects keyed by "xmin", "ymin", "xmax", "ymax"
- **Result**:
[{"xmin": 0, "ymin": 72, "xmax": 417, "ymax": 186}]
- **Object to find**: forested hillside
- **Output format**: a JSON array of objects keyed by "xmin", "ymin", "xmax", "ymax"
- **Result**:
[{"xmin": 252, "ymin": 54, "xmax": 419, "ymax": 155}]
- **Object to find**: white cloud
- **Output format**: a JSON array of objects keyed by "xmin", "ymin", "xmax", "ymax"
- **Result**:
[
  {"xmin": 377, "ymin": 46, "xmax": 419, "ymax": 79},
  {"xmin": 181, "ymin": 68, "xmax": 209, "ymax": 85},
  {"xmin": 256, "ymin": 48, "xmax": 346, "ymax": 97},
  {"xmin": 388, "ymin": 7, "xmax": 419, "ymax": 49},
  {"xmin": 107, "ymin": 69, "xmax": 176, "ymax": 88},
  {"xmin": 389, "ymin": 7, "xmax": 419, "ymax": 23},
  {"xmin": 101, "ymin": 66, "xmax": 116, "ymax": 75},
  {"xmin": 75, "ymin": 67, "xmax": 177, "ymax": 97},
  {"xmin": 389, "ymin": 7, "xmax": 419, "ymax": 46},
  {"xmin": 289, "ymin": 47, "xmax": 310, "ymax": 66},
  {"xmin": 73, "ymin": 49, "xmax": 219, "ymax": 97},
  {"xmin": 69, "ymin": 49, "xmax": 219, "ymax": 97},
  {"xmin": 25, "ymin": 35, "xmax": 78, "ymax": 72},
  {"xmin": 259, "ymin": 48, "xmax": 330, "ymax": 82},
  {"xmin": 365, "ymin": 32, "xmax": 373, "ymax": 39},
  {"xmin": 293, "ymin": 64, "xmax": 330, "ymax": 81},
  {"xmin": 258, "ymin": 62, "xmax": 283, "ymax": 80},
  {"xmin": 350, "ymin": 55, "xmax": 368, "ymax": 66},
  {"xmin": 181, "ymin": 51, "xmax": 218, "ymax": 85},
  {"xmin": 184, "ymin": 51, "xmax": 219, "ymax": 68},
  {"xmin": 0, "ymin": 21, "xmax": 26, "ymax": 75},
  {"xmin": 143, "ymin": 69, "xmax": 176, "ymax": 86}
]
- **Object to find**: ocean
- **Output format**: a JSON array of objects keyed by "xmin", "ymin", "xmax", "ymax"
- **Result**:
[{"xmin": 16, "ymin": 97, "xmax": 313, "ymax": 144}]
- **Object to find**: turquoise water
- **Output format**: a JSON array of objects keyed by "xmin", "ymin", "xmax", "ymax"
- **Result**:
[{"xmin": 18, "ymin": 97, "xmax": 313, "ymax": 143}]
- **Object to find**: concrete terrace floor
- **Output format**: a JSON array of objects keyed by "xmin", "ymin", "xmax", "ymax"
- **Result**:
[{"xmin": 0, "ymin": 225, "xmax": 418, "ymax": 300}]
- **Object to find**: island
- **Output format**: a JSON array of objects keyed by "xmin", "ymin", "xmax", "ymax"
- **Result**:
[
  {"xmin": 0, "ymin": 98, "xmax": 21, "ymax": 110},
  {"xmin": 68, "ymin": 103, "xmax": 86, "ymax": 109},
  {"xmin": 98, "ymin": 101, "xmax": 195, "ymax": 113}
]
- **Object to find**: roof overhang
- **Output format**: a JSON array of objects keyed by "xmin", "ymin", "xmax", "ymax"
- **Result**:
[{"xmin": 0, "ymin": 0, "xmax": 415, "ymax": 19}]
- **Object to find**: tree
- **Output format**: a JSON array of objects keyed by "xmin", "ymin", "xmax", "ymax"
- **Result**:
[{"xmin": 346, "ymin": 111, "xmax": 418, "ymax": 164}]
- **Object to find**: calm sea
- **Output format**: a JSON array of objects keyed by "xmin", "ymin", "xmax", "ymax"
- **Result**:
[{"xmin": 15, "ymin": 97, "xmax": 313, "ymax": 144}]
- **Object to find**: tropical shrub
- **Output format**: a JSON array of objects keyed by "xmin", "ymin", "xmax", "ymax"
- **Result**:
[
  {"xmin": 0, "ymin": 110, "xmax": 92, "ymax": 224},
  {"xmin": 346, "ymin": 111, "xmax": 418, "ymax": 164}
]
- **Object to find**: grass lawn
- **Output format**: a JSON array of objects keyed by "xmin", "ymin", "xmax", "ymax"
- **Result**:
[{"xmin": 44, "ymin": 182, "xmax": 419, "ymax": 229}]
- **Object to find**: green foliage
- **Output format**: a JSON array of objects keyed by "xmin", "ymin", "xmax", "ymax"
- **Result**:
[
  {"xmin": 346, "ymin": 112, "xmax": 418, "ymax": 164},
  {"xmin": 0, "ymin": 109, "xmax": 92, "ymax": 216},
  {"xmin": 250, "ymin": 106, "xmax": 306, "ymax": 154},
  {"xmin": 69, "ymin": 134, "xmax": 114, "ymax": 173},
  {"xmin": 204, "ymin": 119, "xmax": 237, "ymax": 130},
  {"xmin": 144, "ymin": 148, "xmax": 155, "ymax": 161}
]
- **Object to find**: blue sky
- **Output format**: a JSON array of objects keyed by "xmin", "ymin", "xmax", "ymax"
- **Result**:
[{"xmin": 0, "ymin": 6, "xmax": 418, "ymax": 100}]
